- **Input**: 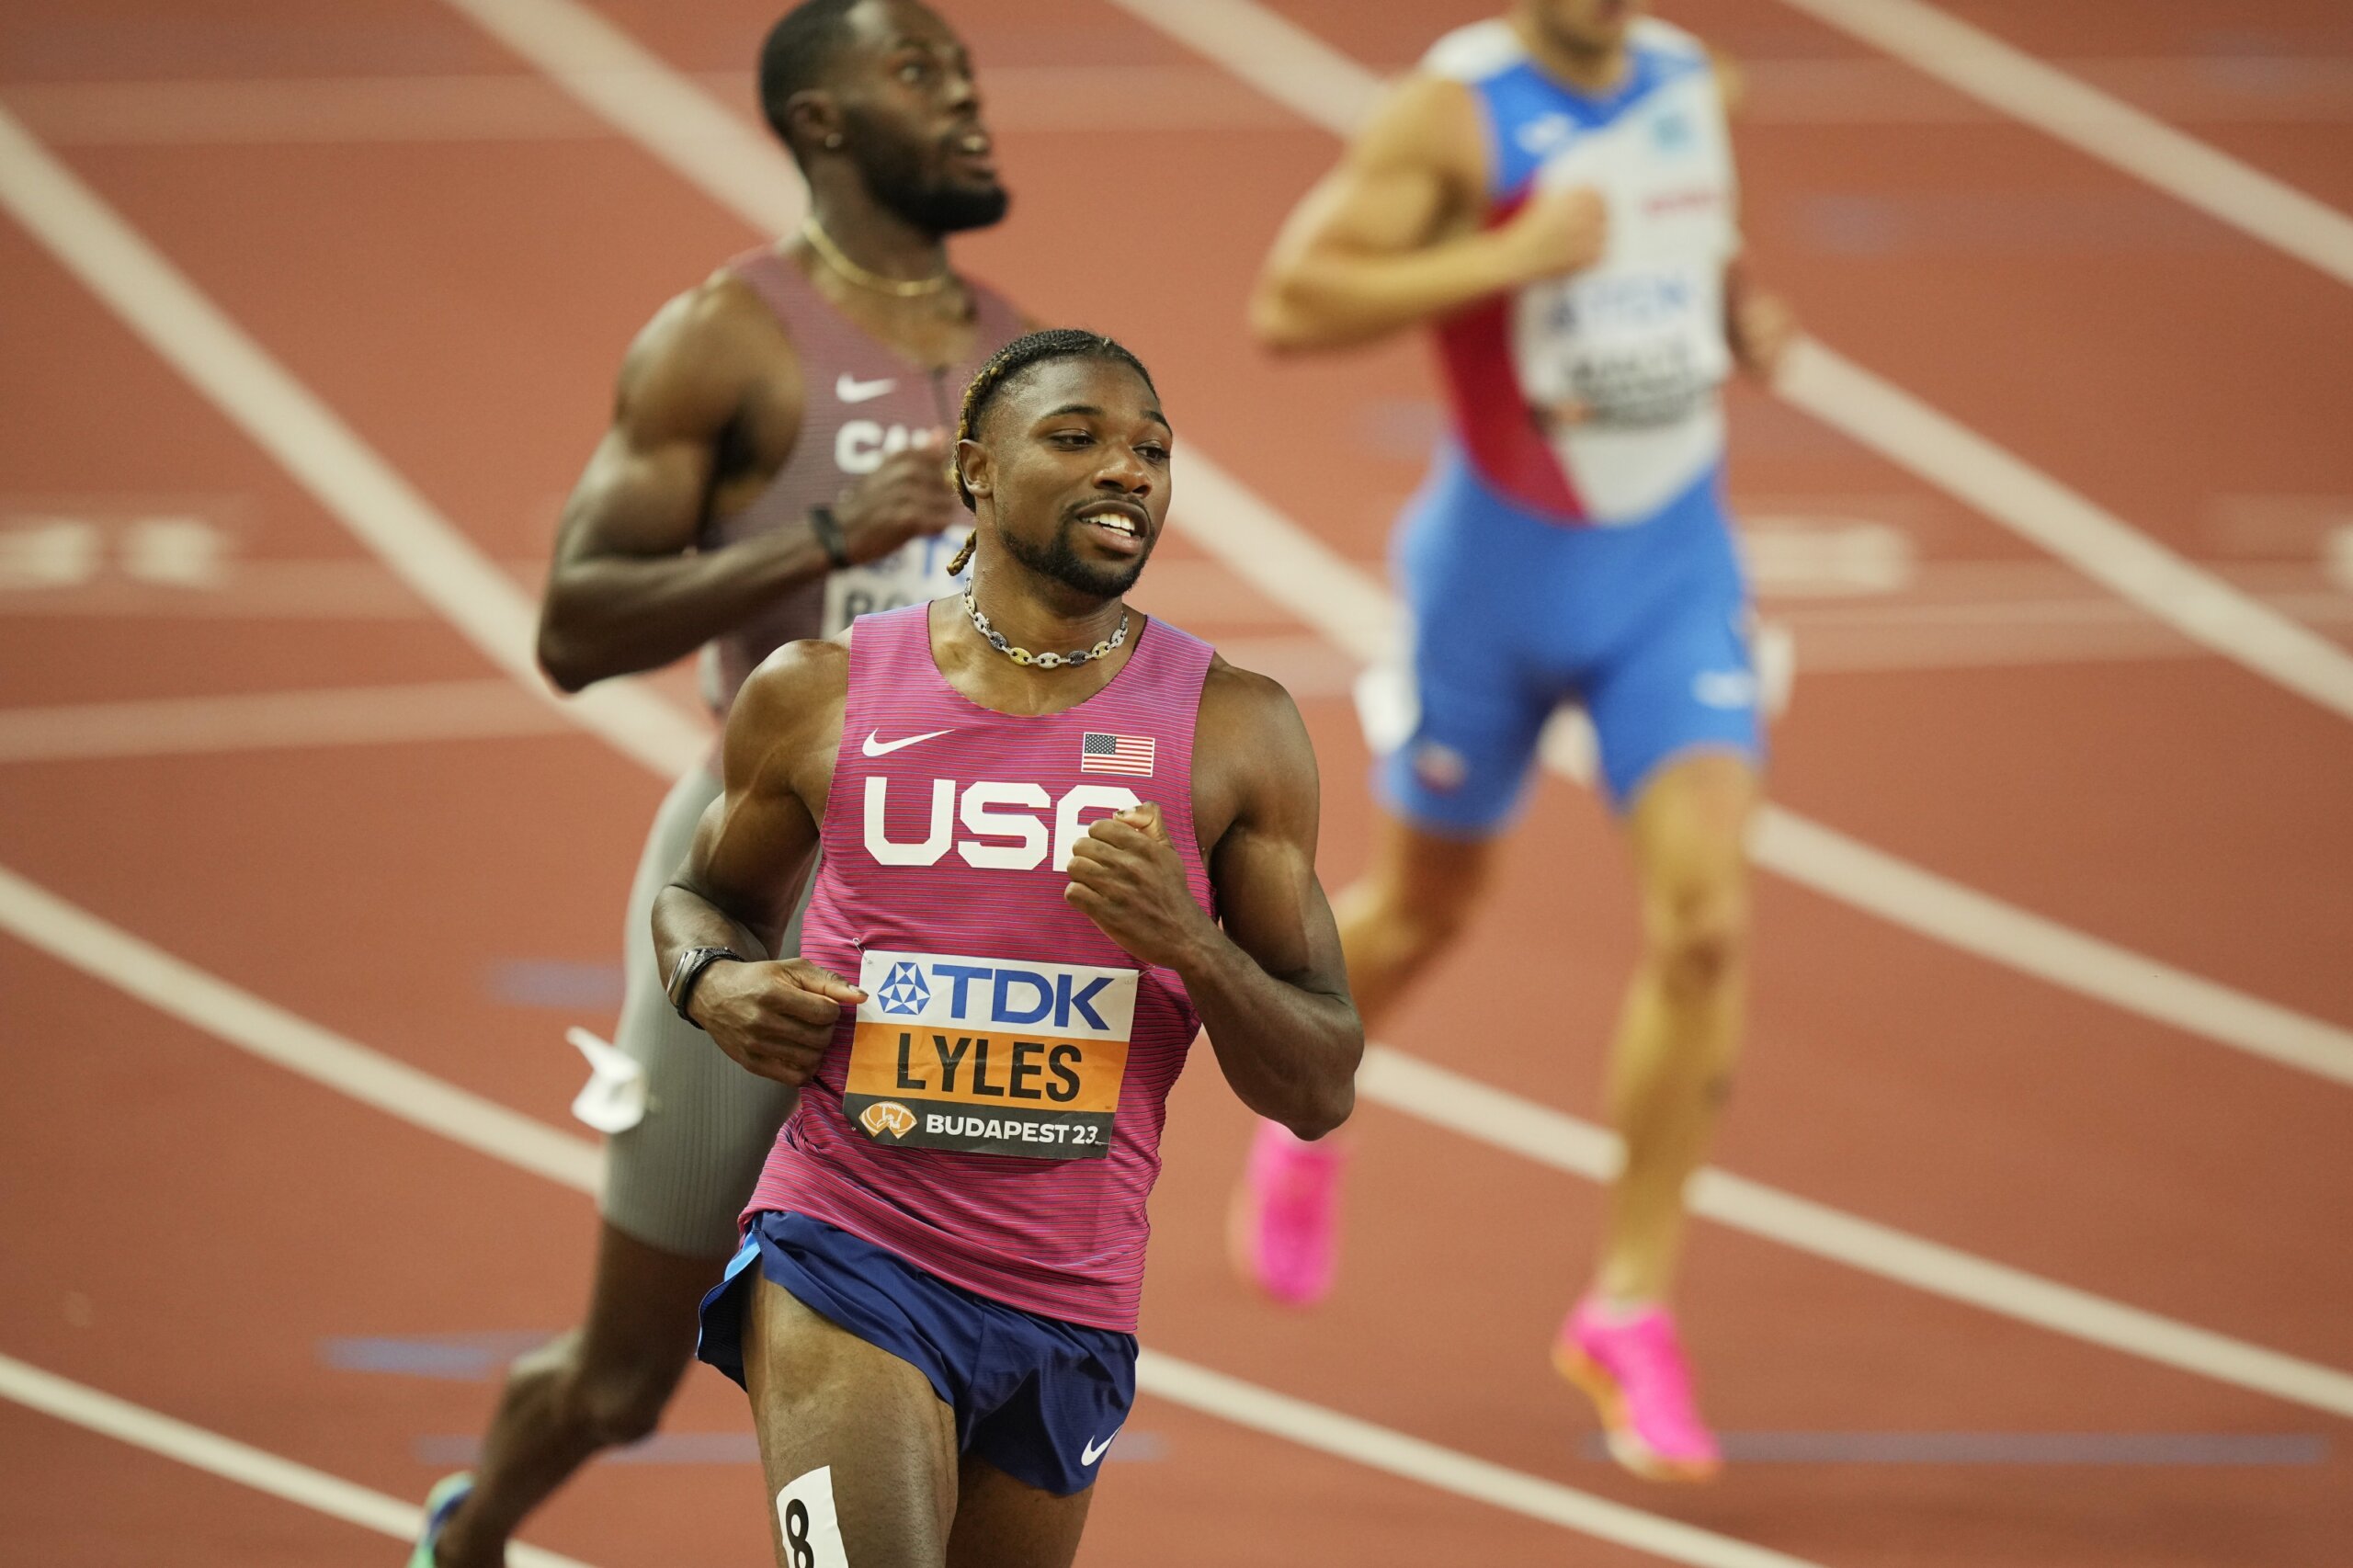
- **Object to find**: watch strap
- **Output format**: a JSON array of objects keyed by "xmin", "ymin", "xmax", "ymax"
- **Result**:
[
  {"xmin": 667, "ymin": 946, "xmax": 741, "ymax": 1027},
  {"xmin": 808, "ymin": 505, "xmax": 851, "ymax": 568}
]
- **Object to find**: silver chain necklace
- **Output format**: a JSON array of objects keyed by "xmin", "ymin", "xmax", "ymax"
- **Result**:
[{"xmin": 961, "ymin": 590, "xmax": 1129, "ymax": 669}]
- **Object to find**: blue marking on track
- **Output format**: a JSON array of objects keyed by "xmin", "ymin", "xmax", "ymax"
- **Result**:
[
  {"xmin": 320, "ymin": 1332, "xmax": 551, "ymax": 1381},
  {"xmin": 413, "ymin": 1429, "xmax": 1167, "ymax": 1466},
  {"xmin": 485, "ymin": 959, "xmax": 625, "ymax": 1009},
  {"xmin": 1582, "ymin": 1432, "xmax": 2329, "ymax": 1466}
]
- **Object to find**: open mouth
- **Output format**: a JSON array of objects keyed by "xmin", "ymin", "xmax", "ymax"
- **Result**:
[
  {"xmin": 947, "ymin": 127, "xmax": 995, "ymax": 175},
  {"xmin": 1074, "ymin": 503, "xmax": 1149, "ymax": 553}
]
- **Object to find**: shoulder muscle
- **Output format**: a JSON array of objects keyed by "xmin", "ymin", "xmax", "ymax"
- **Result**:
[{"xmin": 614, "ymin": 272, "xmax": 793, "ymax": 448}]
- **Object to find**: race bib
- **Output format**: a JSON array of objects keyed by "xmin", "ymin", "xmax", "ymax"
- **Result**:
[
  {"xmin": 843, "ymin": 949, "xmax": 1135, "ymax": 1161},
  {"xmin": 821, "ymin": 528, "xmax": 972, "ymax": 635},
  {"xmin": 1518, "ymin": 263, "xmax": 1724, "ymax": 428}
]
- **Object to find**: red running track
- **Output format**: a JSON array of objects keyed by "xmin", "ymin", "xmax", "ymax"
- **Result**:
[{"xmin": 2, "ymin": 1, "xmax": 2350, "ymax": 1563}]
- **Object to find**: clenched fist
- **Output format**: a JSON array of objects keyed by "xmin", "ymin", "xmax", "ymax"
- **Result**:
[
  {"xmin": 1729, "ymin": 288, "xmax": 1796, "ymax": 381},
  {"xmin": 688, "ymin": 957, "xmax": 866, "ymax": 1086},
  {"xmin": 831, "ymin": 437, "xmax": 963, "ymax": 565},
  {"xmin": 1501, "ymin": 183, "xmax": 1609, "ymax": 287},
  {"xmin": 1064, "ymin": 803, "xmax": 1215, "ymax": 970}
]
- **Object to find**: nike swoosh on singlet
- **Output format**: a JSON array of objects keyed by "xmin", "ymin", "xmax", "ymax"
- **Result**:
[
  {"xmin": 836, "ymin": 372, "xmax": 897, "ymax": 403},
  {"xmin": 1080, "ymin": 1430, "xmax": 1118, "ymax": 1466},
  {"xmin": 861, "ymin": 728, "xmax": 954, "ymax": 757}
]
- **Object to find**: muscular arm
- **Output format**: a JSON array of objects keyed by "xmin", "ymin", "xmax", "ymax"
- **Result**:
[
  {"xmin": 651, "ymin": 641, "xmax": 863, "ymax": 1082},
  {"xmin": 1250, "ymin": 74, "xmax": 1598, "ymax": 353},
  {"xmin": 534, "ymin": 278, "xmax": 832, "ymax": 692},
  {"xmin": 1066, "ymin": 666, "xmax": 1361, "ymax": 1140}
]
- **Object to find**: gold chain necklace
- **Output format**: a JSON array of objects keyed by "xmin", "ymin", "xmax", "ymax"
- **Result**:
[
  {"xmin": 801, "ymin": 217, "xmax": 950, "ymax": 298},
  {"xmin": 962, "ymin": 590, "xmax": 1129, "ymax": 669}
]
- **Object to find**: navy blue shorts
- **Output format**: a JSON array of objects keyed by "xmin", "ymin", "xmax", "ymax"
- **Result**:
[
  {"xmin": 698, "ymin": 1210, "xmax": 1137, "ymax": 1497},
  {"xmin": 1381, "ymin": 446, "xmax": 1763, "ymax": 829}
]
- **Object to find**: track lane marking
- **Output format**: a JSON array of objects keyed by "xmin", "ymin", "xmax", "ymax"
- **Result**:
[
  {"xmin": 0, "ymin": 870, "xmax": 1818, "ymax": 1567},
  {"xmin": 1358, "ymin": 1048, "xmax": 2353, "ymax": 1421},
  {"xmin": 0, "ymin": 104, "xmax": 705, "ymax": 780},
  {"xmin": 0, "ymin": 1353, "xmax": 596, "ymax": 1568},
  {"xmin": 0, "ymin": 678, "xmax": 571, "ymax": 763},
  {"xmin": 7, "ymin": 860, "xmax": 2352, "ymax": 1428},
  {"xmin": 1103, "ymin": 0, "xmax": 2353, "ymax": 727},
  {"xmin": 1770, "ymin": 0, "xmax": 2353, "ymax": 290},
  {"xmin": 0, "ymin": 861, "xmax": 603, "ymax": 1192},
  {"xmin": 1776, "ymin": 342, "xmax": 2353, "ymax": 722}
]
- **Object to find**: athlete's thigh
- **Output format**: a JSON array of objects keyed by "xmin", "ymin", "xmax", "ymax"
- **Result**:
[
  {"xmin": 944, "ymin": 1456, "xmax": 1092, "ymax": 1568},
  {"xmin": 743, "ymin": 1271, "xmax": 959, "ymax": 1568},
  {"xmin": 1581, "ymin": 582, "xmax": 1764, "ymax": 815}
]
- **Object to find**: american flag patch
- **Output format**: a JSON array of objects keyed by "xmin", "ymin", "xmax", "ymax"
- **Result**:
[{"xmin": 1080, "ymin": 732, "xmax": 1155, "ymax": 777}]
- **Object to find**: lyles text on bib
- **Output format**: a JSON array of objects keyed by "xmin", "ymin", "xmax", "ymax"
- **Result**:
[{"xmin": 843, "ymin": 949, "xmax": 1135, "ymax": 1161}]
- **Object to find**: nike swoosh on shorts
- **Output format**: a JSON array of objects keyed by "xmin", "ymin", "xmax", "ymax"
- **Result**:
[
  {"xmin": 837, "ymin": 372, "xmax": 897, "ymax": 403},
  {"xmin": 1080, "ymin": 1430, "xmax": 1119, "ymax": 1466},
  {"xmin": 862, "ymin": 728, "xmax": 953, "ymax": 757}
]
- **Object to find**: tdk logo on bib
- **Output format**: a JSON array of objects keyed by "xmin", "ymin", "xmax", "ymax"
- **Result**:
[
  {"xmin": 875, "ymin": 961, "xmax": 931, "ymax": 1016},
  {"xmin": 843, "ymin": 949, "xmax": 1140, "ymax": 1162},
  {"xmin": 860, "ymin": 956, "xmax": 1127, "ymax": 1034}
]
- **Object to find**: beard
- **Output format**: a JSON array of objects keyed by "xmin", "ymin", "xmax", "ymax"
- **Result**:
[
  {"xmin": 845, "ymin": 108, "xmax": 1010, "ymax": 234},
  {"xmin": 1000, "ymin": 515, "xmax": 1150, "ymax": 601}
]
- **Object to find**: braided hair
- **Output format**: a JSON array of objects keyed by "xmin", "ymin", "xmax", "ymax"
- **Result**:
[{"xmin": 944, "ymin": 328, "xmax": 1158, "ymax": 576}]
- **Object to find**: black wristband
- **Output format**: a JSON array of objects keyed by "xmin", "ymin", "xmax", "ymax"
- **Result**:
[
  {"xmin": 667, "ymin": 946, "xmax": 741, "ymax": 1028},
  {"xmin": 808, "ymin": 506, "xmax": 851, "ymax": 568}
]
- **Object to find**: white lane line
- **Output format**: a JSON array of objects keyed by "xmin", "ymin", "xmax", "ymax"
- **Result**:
[
  {"xmin": 1358, "ymin": 1048, "xmax": 2353, "ymax": 1422},
  {"xmin": 0, "ymin": 678, "xmax": 572, "ymax": 763},
  {"xmin": 0, "ymin": 103, "xmax": 707, "ymax": 781},
  {"xmin": 0, "ymin": 66, "xmax": 1298, "ymax": 148},
  {"xmin": 0, "ymin": 872, "xmax": 1818, "ymax": 1568},
  {"xmin": 1108, "ymin": 0, "xmax": 2353, "ymax": 731},
  {"xmin": 1138, "ymin": 1355, "xmax": 1813, "ymax": 1567},
  {"xmin": 0, "ymin": 861, "xmax": 602, "ymax": 1193},
  {"xmin": 436, "ymin": 0, "xmax": 807, "ymax": 235},
  {"xmin": 0, "ymin": 1352, "xmax": 595, "ymax": 1568},
  {"xmin": 1171, "ymin": 451, "xmax": 2353, "ymax": 1089},
  {"xmin": 1778, "ymin": 341, "xmax": 2353, "ymax": 722},
  {"xmin": 1746, "ymin": 810, "xmax": 2353, "ymax": 1088},
  {"xmin": 1771, "ymin": 0, "xmax": 2353, "ymax": 290}
]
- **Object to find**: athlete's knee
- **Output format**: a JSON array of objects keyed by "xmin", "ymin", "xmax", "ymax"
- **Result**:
[
  {"xmin": 571, "ymin": 1357, "xmax": 680, "ymax": 1448},
  {"xmin": 1645, "ymin": 876, "xmax": 1748, "ymax": 998},
  {"xmin": 532, "ymin": 1327, "xmax": 683, "ymax": 1449},
  {"xmin": 1341, "ymin": 869, "xmax": 1476, "ymax": 966}
]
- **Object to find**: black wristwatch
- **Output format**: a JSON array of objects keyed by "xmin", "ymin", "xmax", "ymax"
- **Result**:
[
  {"xmin": 808, "ymin": 505, "xmax": 851, "ymax": 568},
  {"xmin": 666, "ymin": 946, "xmax": 742, "ymax": 1027}
]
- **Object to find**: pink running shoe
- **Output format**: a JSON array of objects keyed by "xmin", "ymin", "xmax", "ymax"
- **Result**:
[
  {"xmin": 1227, "ymin": 1120, "xmax": 1347, "ymax": 1307},
  {"xmin": 1553, "ymin": 1296, "xmax": 1722, "ymax": 1482}
]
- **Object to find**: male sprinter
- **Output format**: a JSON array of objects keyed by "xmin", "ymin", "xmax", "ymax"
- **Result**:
[
  {"xmin": 413, "ymin": 4, "xmax": 1023, "ymax": 1562},
  {"xmin": 656, "ymin": 330, "xmax": 1360, "ymax": 1565},
  {"xmin": 1229, "ymin": 0, "xmax": 1795, "ymax": 1482}
]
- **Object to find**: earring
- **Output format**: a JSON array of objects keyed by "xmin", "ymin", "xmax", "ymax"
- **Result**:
[{"xmin": 824, "ymin": 132, "xmax": 844, "ymax": 150}]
